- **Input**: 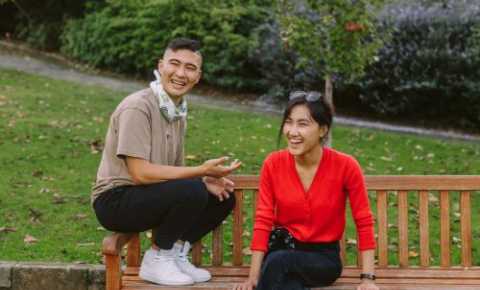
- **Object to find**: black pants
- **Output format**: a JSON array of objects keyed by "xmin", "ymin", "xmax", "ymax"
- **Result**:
[
  {"xmin": 93, "ymin": 179, "xmax": 235, "ymax": 249},
  {"xmin": 256, "ymin": 247, "xmax": 342, "ymax": 290}
]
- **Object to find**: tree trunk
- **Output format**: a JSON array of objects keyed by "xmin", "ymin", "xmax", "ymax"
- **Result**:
[{"xmin": 324, "ymin": 75, "xmax": 333, "ymax": 147}]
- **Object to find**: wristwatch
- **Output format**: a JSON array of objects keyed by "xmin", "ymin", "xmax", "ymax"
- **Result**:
[{"xmin": 360, "ymin": 273, "xmax": 376, "ymax": 280}]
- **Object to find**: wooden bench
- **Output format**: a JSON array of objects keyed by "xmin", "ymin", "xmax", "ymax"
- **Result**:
[{"xmin": 102, "ymin": 175, "xmax": 480, "ymax": 290}]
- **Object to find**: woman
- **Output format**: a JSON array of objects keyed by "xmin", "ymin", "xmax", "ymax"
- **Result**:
[{"xmin": 234, "ymin": 91, "xmax": 378, "ymax": 290}]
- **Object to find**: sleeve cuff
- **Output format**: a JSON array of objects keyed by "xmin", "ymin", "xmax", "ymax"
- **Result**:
[{"xmin": 250, "ymin": 229, "xmax": 270, "ymax": 252}]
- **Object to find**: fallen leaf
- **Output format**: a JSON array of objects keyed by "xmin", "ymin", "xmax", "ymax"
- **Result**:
[
  {"xmin": 52, "ymin": 193, "xmax": 66, "ymax": 204},
  {"xmin": 242, "ymin": 247, "xmax": 252, "ymax": 256},
  {"xmin": 74, "ymin": 213, "xmax": 88, "ymax": 220},
  {"xmin": 346, "ymin": 238, "xmax": 357, "ymax": 245},
  {"xmin": 409, "ymin": 250, "xmax": 419, "ymax": 257},
  {"xmin": 39, "ymin": 188, "xmax": 50, "ymax": 194},
  {"xmin": 0, "ymin": 227, "xmax": 17, "ymax": 233},
  {"xmin": 32, "ymin": 170, "xmax": 43, "ymax": 178},
  {"xmin": 74, "ymin": 261, "xmax": 87, "ymax": 265},
  {"xmin": 415, "ymin": 145, "xmax": 424, "ymax": 151},
  {"xmin": 76, "ymin": 242, "xmax": 95, "ymax": 247},
  {"xmin": 28, "ymin": 208, "xmax": 42, "ymax": 223},
  {"xmin": 24, "ymin": 234, "xmax": 38, "ymax": 245},
  {"xmin": 428, "ymin": 193, "xmax": 439, "ymax": 203},
  {"xmin": 185, "ymin": 155, "xmax": 197, "ymax": 160},
  {"xmin": 89, "ymin": 139, "xmax": 104, "ymax": 154}
]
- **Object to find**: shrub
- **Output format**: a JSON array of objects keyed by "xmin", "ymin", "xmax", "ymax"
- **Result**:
[
  {"xmin": 356, "ymin": 0, "xmax": 480, "ymax": 131},
  {"xmin": 61, "ymin": 0, "xmax": 271, "ymax": 90},
  {"xmin": 248, "ymin": 21, "xmax": 324, "ymax": 102},
  {"xmin": 1, "ymin": 0, "xmax": 97, "ymax": 50}
]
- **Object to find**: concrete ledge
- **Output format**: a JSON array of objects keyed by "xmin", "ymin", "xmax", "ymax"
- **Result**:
[{"xmin": 0, "ymin": 261, "xmax": 104, "ymax": 290}]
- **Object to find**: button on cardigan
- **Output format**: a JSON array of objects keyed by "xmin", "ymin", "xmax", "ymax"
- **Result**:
[{"xmin": 251, "ymin": 148, "xmax": 376, "ymax": 252}]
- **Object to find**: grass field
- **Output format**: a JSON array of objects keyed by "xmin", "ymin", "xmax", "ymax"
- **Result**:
[{"xmin": 0, "ymin": 69, "xmax": 479, "ymax": 266}]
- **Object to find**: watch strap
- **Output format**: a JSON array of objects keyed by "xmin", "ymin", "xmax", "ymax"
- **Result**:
[{"xmin": 360, "ymin": 273, "xmax": 376, "ymax": 280}]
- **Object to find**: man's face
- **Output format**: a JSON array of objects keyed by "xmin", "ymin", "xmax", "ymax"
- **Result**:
[{"xmin": 158, "ymin": 48, "xmax": 202, "ymax": 102}]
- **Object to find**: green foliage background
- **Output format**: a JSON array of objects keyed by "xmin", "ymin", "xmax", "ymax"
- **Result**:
[{"xmin": 61, "ymin": 0, "xmax": 272, "ymax": 90}]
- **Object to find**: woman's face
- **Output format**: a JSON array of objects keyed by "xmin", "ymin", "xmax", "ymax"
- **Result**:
[{"xmin": 282, "ymin": 104, "xmax": 327, "ymax": 157}]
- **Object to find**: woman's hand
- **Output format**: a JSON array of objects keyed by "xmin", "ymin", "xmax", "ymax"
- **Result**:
[
  {"xmin": 232, "ymin": 277, "xmax": 257, "ymax": 290},
  {"xmin": 357, "ymin": 279, "xmax": 379, "ymax": 290},
  {"xmin": 203, "ymin": 176, "xmax": 235, "ymax": 201}
]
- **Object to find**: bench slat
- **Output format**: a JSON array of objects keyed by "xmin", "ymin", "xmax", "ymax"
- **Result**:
[
  {"xmin": 212, "ymin": 225, "xmax": 223, "ymax": 266},
  {"xmin": 398, "ymin": 191, "xmax": 409, "ymax": 268},
  {"xmin": 124, "ymin": 266, "xmax": 480, "ymax": 278},
  {"xmin": 340, "ymin": 234, "xmax": 346, "ymax": 265},
  {"xmin": 192, "ymin": 241, "xmax": 202, "ymax": 266},
  {"xmin": 229, "ymin": 175, "xmax": 480, "ymax": 191},
  {"xmin": 365, "ymin": 175, "xmax": 480, "ymax": 190},
  {"xmin": 440, "ymin": 190, "xmax": 451, "ymax": 267},
  {"xmin": 418, "ymin": 190, "xmax": 430, "ymax": 267},
  {"xmin": 127, "ymin": 233, "xmax": 141, "ymax": 267},
  {"xmin": 377, "ymin": 190, "xmax": 388, "ymax": 267},
  {"xmin": 232, "ymin": 189, "xmax": 244, "ymax": 266},
  {"xmin": 460, "ymin": 191, "xmax": 472, "ymax": 267}
]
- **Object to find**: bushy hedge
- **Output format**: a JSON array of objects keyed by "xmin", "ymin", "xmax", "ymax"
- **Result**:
[
  {"xmin": 0, "ymin": 0, "xmax": 98, "ymax": 50},
  {"xmin": 61, "ymin": 0, "xmax": 272, "ymax": 90},
  {"xmin": 355, "ymin": 1, "xmax": 480, "ymax": 131}
]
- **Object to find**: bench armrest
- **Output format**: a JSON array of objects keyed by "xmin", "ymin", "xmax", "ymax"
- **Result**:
[{"xmin": 102, "ymin": 232, "xmax": 137, "ymax": 256}]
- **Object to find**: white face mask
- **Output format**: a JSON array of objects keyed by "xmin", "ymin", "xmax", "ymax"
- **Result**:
[{"xmin": 150, "ymin": 70, "xmax": 188, "ymax": 123}]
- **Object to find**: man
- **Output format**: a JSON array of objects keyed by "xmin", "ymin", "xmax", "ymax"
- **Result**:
[{"xmin": 92, "ymin": 38, "xmax": 241, "ymax": 286}]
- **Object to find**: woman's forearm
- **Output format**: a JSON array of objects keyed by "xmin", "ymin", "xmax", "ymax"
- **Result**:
[
  {"xmin": 360, "ymin": 249, "xmax": 375, "ymax": 274},
  {"xmin": 248, "ymin": 251, "xmax": 265, "ymax": 281}
]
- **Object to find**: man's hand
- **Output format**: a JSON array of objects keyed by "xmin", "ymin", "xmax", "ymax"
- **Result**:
[
  {"xmin": 203, "ymin": 176, "xmax": 235, "ymax": 202},
  {"xmin": 201, "ymin": 157, "xmax": 241, "ymax": 178},
  {"xmin": 232, "ymin": 277, "xmax": 257, "ymax": 290},
  {"xmin": 357, "ymin": 280, "xmax": 379, "ymax": 290}
]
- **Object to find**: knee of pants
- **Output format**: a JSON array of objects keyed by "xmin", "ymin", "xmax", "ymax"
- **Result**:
[
  {"xmin": 177, "ymin": 179, "xmax": 209, "ymax": 207},
  {"xmin": 262, "ymin": 250, "xmax": 290, "ymax": 274},
  {"xmin": 223, "ymin": 191, "xmax": 236, "ymax": 211}
]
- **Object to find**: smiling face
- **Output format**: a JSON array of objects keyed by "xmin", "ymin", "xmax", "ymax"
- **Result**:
[
  {"xmin": 282, "ymin": 104, "xmax": 328, "ymax": 157},
  {"xmin": 158, "ymin": 48, "xmax": 202, "ymax": 103}
]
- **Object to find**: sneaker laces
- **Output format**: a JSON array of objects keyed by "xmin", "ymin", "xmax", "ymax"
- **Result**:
[
  {"xmin": 154, "ymin": 248, "xmax": 177, "ymax": 263},
  {"xmin": 177, "ymin": 241, "xmax": 197, "ymax": 270}
]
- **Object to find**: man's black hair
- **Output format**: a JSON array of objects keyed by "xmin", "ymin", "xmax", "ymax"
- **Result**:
[{"xmin": 166, "ymin": 38, "xmax": 201, "ymax": 53}]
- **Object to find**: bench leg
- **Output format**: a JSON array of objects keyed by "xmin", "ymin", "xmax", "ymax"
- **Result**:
[
  {"xmin": 127, "ymin": 233, "xmax": 141, "ymax": 267},
  {"xmin": 105, "ymin": 254, "xmax": 122, "ymax": 290}
]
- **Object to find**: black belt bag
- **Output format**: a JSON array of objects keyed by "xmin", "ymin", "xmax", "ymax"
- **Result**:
[{"xmin": 268, "ymin": 227, "xmax": 339, "ymax": 252}]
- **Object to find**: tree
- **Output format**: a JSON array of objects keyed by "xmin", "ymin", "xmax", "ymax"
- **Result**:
[{"xmin": 276, "ymin": 0, "xmax": 389, "ymax": 144}]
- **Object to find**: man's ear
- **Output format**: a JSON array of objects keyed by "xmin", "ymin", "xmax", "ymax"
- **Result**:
[
  {"xmin": 157, "ymin": 59, "xmax": 163, "ymax": 73},
  {"xmin": 194, "ymin": 70, "xmax": 202, "ymax": 85}
]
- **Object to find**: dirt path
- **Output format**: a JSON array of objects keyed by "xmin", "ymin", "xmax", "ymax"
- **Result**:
[{"xmin": 1, "ymin": 40, "xmax": 478, "ymax": 142}]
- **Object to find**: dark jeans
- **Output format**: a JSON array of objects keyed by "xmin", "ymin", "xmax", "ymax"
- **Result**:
[
  {"xmin": 93, "ymin": 178, "xmax": 235, "ymax": 249},
  {"xmin": 256, "ymin": 247, "xmax": 342, "ymax": 290}
]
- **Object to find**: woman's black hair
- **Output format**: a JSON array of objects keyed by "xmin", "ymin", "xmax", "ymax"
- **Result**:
[{"xmin": 277, "ymin": 91, "xmax": 334, "ymax": 147}]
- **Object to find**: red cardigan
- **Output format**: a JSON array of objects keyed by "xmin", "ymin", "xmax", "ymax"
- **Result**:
[{"xmin": 251, "ymin": 148, "xmax": 376, "ymax": 252}]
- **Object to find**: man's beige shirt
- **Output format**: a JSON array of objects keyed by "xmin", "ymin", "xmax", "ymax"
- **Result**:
[{"xmin": 91, "ymin": 88, "xmax": 186, "ymax": 202}]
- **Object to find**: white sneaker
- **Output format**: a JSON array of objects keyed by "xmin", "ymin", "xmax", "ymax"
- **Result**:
[
  {"xmin": 175, "ymin": 241, "xmax": 212, "ymax": 282},
  {"xmin": 139, "ymin": 246, "xmax": 194, "ymax": 286}
]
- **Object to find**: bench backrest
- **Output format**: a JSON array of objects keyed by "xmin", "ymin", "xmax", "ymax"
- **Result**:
[{"xmin": 189, "ymin": 175, "xmax": 480, "ymax": 269}]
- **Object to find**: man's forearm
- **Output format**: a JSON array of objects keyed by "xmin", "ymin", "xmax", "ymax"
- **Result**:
[{"xmin": 127, "ymin": 158, "xmax": 205, "ymax": 184}]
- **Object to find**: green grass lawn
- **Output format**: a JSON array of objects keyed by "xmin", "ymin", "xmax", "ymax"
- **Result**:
[{"xmin": 0, "ymin": 69, "xmax": 479, "ymax": 266}]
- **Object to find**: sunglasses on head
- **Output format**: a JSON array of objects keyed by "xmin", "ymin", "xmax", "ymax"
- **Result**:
[{"xmin": 288, "ymin": 91, "xmax": 322, "ymax": 102}]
